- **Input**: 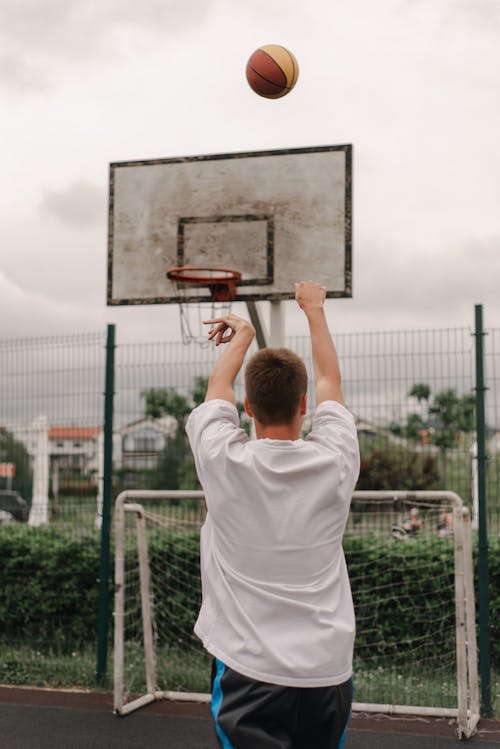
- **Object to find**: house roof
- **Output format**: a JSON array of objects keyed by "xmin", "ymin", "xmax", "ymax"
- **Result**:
[
  {"xmin": 119, "ymin": 416, "xmax": 177, "ymax": 435},
  {"xmin": 49, "ymin": 426, "xmax": 102, "ymax": 440}
]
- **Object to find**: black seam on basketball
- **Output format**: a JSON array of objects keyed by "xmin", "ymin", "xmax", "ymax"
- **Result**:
[
  {"xmin": 248, "ymin": 65, "xmax": 286, "ymax": 91},
  {"xmin": 267, "ymin": 46, "xmax": 295, "ymax": 88},
  {"xmin": 279, "ymin": 47, "xmax": 297, "ymax": 87},
  {"xmin": 258, "ymin": 50, "xmax": 288, "ymax": 86}
]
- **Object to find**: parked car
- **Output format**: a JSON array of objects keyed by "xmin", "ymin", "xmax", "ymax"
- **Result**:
[{"xmin": 0, "ymin": 490, "xmax": 28, "ymax": 524}]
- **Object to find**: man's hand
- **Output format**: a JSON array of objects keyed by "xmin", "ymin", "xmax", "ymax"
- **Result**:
[
  {"xmin": 203, "ymin": 314, "xmax": 255, "ymax": 402},
  {"xmin": 204, "ymin": 314, "xmax": 255, "ymax": 347},
  {"xmin": 294, "ymin": 281, "xmax": 327, "ymax": 313}
]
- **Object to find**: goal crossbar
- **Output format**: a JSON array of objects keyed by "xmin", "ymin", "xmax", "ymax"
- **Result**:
[{"xmin": 113, "ymin": 489, "xmax": 480, "ymax": 739}]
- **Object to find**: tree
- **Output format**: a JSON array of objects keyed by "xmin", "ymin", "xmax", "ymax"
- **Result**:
[
  {"xmin": 151, "ymin": 428, "xmax": 193, "ymax": 490},
  {"xmin": 409, "ymin": 383, "xmax": 431, "ymax": 403},
  {"xmin": 141, "ymin": 387, "xmax": 191, "ymax": 423},
  {"xmin": 140, "ymin": 377, "xmax": 251, "ymax": 490},
  {"xmin": 140, "ymin": 381, "xmax": 203, "ymax": 491},
  {"xmin": 427, "ymin": 389, "xmax": 475, "ymax": 485},
  {"xmin": 390, "ymin": 383, "xmax": 476, "ymax": 487},
  {"xmin": 0, "ymin": 427, "xmax": 33, "ymax": 501}
]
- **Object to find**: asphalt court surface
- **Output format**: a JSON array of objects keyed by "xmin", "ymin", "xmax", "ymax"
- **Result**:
[{"xmin": 0, "ymin": 688, "xmax": 499, "ymax": 748}]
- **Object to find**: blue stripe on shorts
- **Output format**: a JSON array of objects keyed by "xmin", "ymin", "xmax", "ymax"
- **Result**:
[{"xmin": 211, "ymin": 658, "xmax": 235, "ymax": 749}]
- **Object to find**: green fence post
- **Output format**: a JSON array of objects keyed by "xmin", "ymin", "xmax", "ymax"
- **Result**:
[
  {"xmin": 96, "ymin": 324, "xmax": 116, "ymax": 685},
  {"xmin": 474, "ymin": 305, "xmax": 492, "ymax": 717}
]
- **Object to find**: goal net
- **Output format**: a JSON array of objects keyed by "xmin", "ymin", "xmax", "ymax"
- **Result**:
[{"xmin": 113, "ymin": 489, "xmax": 479, "ymax": 739}]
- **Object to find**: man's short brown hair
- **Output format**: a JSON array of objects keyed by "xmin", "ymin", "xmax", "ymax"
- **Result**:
[{"xmin": 244, "ymin": 348, "xmax": 308, "ymax": 426}]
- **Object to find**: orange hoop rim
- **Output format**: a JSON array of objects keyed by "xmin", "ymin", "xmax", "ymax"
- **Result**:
[{"xmin": 166, "ymin": 266, "xmax": 242, "ymax": 302}]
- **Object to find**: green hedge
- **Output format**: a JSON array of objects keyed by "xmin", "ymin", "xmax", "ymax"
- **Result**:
[
  {"xmin": 0, "ymin": 526, "xmax": 498, "ymax": 668},
  {"xmin": 0, "ymin": 526, "xmax": 102, "ymax": 650},
  {"xmin": 118, "ymin": 530, "xmax": 202, "ymax": 649},
  {"xmin": 346, "ymin": 535, "xmax": 455, "ymax": 664},
  {"xmin": 348, "ymin": 535, "xmax": 500, "ymax": 669}
]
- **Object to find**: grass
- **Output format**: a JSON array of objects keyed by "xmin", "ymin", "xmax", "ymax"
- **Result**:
[
  {"xmin": 49, "ymin": 496, "xmax": 100, "ymax": 534},
  {"xmin": 0, "ymin": 644, "xmax": 498, "ymax": 717},
  {"xmin": 354, "ymin": 661, "xmax": 458, "ymax": 709},
  {"xmin": 121, "ymin": 644, "xmax": 212, "ymax": 696},
  {"xmin": 0, "ymin": 643, "xmax": 111, "ymax": 691}
]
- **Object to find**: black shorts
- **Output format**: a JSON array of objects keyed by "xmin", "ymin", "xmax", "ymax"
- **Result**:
[{"xmin": 210, "ymin": 659, "xmax": 353, "ymax": 749}]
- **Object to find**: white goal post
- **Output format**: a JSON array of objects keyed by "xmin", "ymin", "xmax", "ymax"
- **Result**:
[{"xmin": 113, "ymin": 490, "xmax": 479, "ymax": 739}]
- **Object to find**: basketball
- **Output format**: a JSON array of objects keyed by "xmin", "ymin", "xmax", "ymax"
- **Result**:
[{"xmin": 246, "ymin": 45, "xmax": 299, "ymax": 99}]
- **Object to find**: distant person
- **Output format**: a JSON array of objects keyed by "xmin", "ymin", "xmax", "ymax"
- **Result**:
[
  {"xmin": 399, "ymin": 507, "xmax": 423, "ymax": 536},
  {"xmin": 186, "ymin": 281, "xmax": 360, "ymax": 749},
  {"xmin": 438, "ymin": 511, "xmax": 454, "ymax": 539}
]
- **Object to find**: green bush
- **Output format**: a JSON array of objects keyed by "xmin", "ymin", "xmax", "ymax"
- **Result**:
[
  {"xmin": 487, "ymin": 536, "xmax": 500, "ymax": 669},
  {"xmin": 0, "ymin": 525, "xmax": 102, "ymax": 650},
  {"xmin": 0, "ymin": 428, "xmax": 33, "ymax": 502},
  {"xmin": 344, "ymin": 535, "xmax": 455, "ymax": 663},
  {"xmin": 357, "ymin": 437, "xmax": 439, "ymax": 491},
  {"xmin": 126, "ymin": 530, "xmax": 202, "ymax": 648},
  {"xmin": 348, "ymin": 535, "xmax": 500, "ymax": 669},
  {"xmin": 0, "ymin": 526, "xmax": 498, "ymax": 670}
]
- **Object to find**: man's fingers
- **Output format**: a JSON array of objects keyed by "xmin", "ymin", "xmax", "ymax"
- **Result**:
[
  {"xmin": 295, "ymin": 280, "xmax": 327, "ymax": 308},
  {"xmin": 215, "ymin": 328, "xmax": 235, "ymax": 346},
  {"xmin": 203, "ymin": 318, "xmax": 236, "ymax": 346},
  {"xmin": 202, "ymin": 313, "xmax": 254, "ymax": 346},
  {"xmin": 207, "ymin": 322, "xmax": 223, "ymax": 336},
  {"xmin": 203, "ymin": 315, "xmax": 236, "ymax": 325}
]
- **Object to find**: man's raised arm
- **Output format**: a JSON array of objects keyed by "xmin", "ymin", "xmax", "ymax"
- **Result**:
[
  {"xmin": 295, "ymin": 281, "xmax": 344, "ymax": 405},
  {"xmin": 203, "ymin": 314, "xmax": 256, "ymax": 403}
]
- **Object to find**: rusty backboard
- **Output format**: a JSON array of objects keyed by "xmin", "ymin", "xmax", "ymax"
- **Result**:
[{"xmin": 107, "ymin": 144, "xmax": 352, "ymax": 305}]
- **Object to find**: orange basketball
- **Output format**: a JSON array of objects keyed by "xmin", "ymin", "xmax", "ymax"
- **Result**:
[{"xmin": 246, "ymin": 45, "xmax": 299, "ymax": 99}]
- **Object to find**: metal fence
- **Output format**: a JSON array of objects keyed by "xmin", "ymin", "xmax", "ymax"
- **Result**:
[
  {"xmin": 0, "ymin": 316, "xmax": 498, "ymax": 709},
  {"xmin": 0, "ymin": 332, "xmax": 106, "ymax": 530},
  {"xmin": 2, "ymin": 325, "xmax": 498, "ymax": 532},
  {"xmin": 113, "ymin": 324, "xmax": 499, "ymax": 530}
]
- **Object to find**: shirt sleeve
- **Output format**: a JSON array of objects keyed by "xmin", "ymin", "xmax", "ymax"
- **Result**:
[
  {"xmin": 306, "ymin": 400, "xmax": 360, "ymax": 484},
  {"xmin": 186, "ymin": 399, "xmax": 248, "ymax": 470}
]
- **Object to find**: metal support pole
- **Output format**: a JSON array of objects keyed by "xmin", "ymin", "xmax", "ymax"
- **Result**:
[
  {"xmin": 473, "ymin": 304, "xmax": 492, "ymax": 716},
  {"xmin": 245, "ymin": 301, "xmax": 284, "ymax": 349},
  {"xmin": 246, "ymin": 301, "xmax": 268, "ymax": 349},
  {"xmin": 269, "ymin": 301, "xmax": 284, "ymax": 348},
  {"xmin": 96, "ymin": 324, "xmax": 116, "ymax": 685}
]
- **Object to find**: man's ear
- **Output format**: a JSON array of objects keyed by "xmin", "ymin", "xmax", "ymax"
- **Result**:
[
  {"xmin": 244, "ymin": 396, "xmax": 254, "ymax": 418},
  {"xmin": 300, "ymin": 392, "xmax": 307, "ymax": 415}
]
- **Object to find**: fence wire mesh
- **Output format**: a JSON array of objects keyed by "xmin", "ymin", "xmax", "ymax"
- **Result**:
[{"xmin": 0, "ymin": 322, "xmax": 498, "ymax": 708}]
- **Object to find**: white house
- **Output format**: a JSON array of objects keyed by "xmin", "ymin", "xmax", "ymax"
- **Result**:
[
  {"xmin": 117, "ymin": 416, "xmax": 178, "ymax": 471},
  {"xmin": 48, "ymin": 425, "xmax": 102, "ymax": 477}
]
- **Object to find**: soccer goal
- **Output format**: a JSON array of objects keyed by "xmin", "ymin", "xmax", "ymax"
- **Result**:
[{"xmin": 113, "ymin": 489, "xmax": 479, "ymax": 739}]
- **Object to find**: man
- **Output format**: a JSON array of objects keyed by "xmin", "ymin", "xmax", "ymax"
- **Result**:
[{"xmin": 186, "ymin": 281, "xmax": 360, "ymax": 749}]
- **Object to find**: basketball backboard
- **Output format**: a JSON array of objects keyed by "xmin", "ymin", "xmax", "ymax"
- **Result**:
[{"xmin": 107, "ymin": 144, "xmax": 352, "ymax": 305}]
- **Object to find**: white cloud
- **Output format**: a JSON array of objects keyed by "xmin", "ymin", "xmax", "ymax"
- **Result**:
[
  {"xmin": 39, "ymin": 181, "xmax": 105, "ymax": 228},
  {"xmin": 0, "ymin": 0, "xmax": 499, "ymax": 342},
  {"xmin": 0, "ymin": 0, "xmax": 215, "ymax": 56},
  {"xmin": 0, "ymin": 0, "xmax": 216, "ymax": 92},
  {"xmin": 0, "ymin": 49, "xmax": 49, "ymax": 92},
  {"xmin": 0, "ymin": 271, "xmax": 102, "ymax": 337}
]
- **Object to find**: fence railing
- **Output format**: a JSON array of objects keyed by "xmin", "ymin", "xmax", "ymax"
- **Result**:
[{"xmin": 0, "ymin": 315, "xmax": 498, "ymax": 714}]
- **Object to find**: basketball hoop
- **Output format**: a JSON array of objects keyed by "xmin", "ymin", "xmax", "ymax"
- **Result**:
[{"xmin": 166, "ymin": 266, "xmax": 242, "ymax": 345}]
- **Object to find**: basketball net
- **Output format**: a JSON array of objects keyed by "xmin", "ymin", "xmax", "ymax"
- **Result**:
[
  {"xmin": 178, "ymin": 298, "xmax": 234, "ymax": 346},
  {"xmin": 166, "ymin": 267, "xmax": 241, "ymax": 346}
]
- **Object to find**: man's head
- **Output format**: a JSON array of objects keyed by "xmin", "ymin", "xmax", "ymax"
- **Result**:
[{"xmin": 244, "ymin": 348, "xmax": 308, "ymax": 427}]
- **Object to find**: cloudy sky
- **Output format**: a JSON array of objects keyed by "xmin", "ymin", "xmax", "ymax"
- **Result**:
[{"xmin": 1, "ymin": 0, "xmax": 499, "ymax": 344}]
